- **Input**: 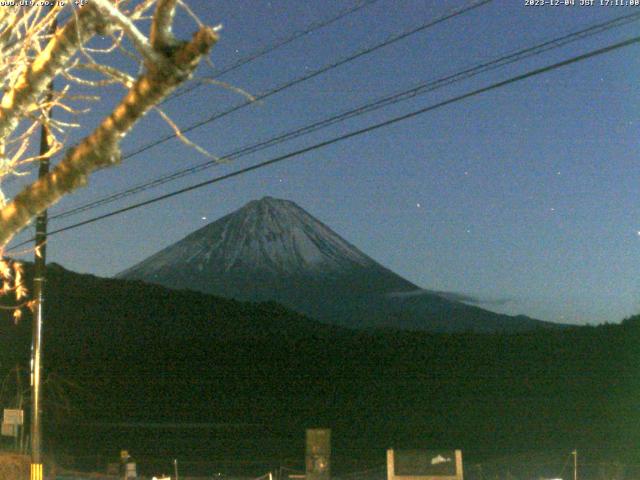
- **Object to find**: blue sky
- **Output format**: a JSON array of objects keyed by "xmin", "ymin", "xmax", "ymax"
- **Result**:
[{"xmin": 8, "ymin": 0, "xmax": 640, "ymax": 325}]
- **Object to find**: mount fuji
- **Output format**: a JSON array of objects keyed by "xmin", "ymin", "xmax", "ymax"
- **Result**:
[{"xmin": 117, "ymin": 196, "xmax": 556, "ymax": 332}]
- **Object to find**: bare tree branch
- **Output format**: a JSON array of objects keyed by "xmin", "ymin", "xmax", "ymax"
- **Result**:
[
  {"xmin": 0, "ymin": 5, "xmax": 102, "ymax": 144},
  {"xmin": 0, "ymin": 22, "xmax": 218, "ymax": 247},
  {"xmin": 91, "ymin": 0, "xmax": 167, "ymax": 69},
  {"xmin": 151, "ymin": 0, "xmax": 178, "ymax": 50}
]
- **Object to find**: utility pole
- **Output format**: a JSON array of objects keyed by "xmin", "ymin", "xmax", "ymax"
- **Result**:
[
  {"xmin": 30, "ymin": 106, "xmax": 50, "ymax": 480},
  {"xmin": 15, "ymin": 365, "xmax": 22, "ymax": 453},
  {"xmin": 572, "ymin": 450, "xmax": 578, "ymax": 480},
  {"xmin": 30, "ymin": 15, "xmax": 56, "ymax": 479}
]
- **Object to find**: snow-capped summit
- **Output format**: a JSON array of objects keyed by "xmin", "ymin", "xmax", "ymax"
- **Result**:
[
  {"xmin": 118, "ymin": 197, "xmax": 554, "ymax": 332},
  {"xmin": 159, "ymin": 196, "xmax": 376, "ymax": 274},
  {"xmin": 119, "ymin": 196, "xmax": 415, "ymax": 295}
]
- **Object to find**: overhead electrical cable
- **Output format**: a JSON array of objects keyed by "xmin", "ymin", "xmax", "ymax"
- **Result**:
[
  {"xmin": 121, "ymin": 0, "xmax": 493, "ymax": 159},
  {"xmin": 9, "ymin": 33, "xmax": 640, "ymax": 251},
  {"xmin": 4, "ymin": 0, "xmax": 490, "ymax": 189},
  {"xmin": 1, "ymin": 0, "xmax": 382, "ymax": 187},
  {"xmin": 165, "ymin": 0, "xmax": 383, "ymax": 103},
  {"xmin": 50, "ymin": 10, "xmax": 640, "ymax": 221}
]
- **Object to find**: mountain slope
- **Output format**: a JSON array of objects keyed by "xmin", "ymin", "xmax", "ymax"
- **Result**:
[
  {"xmin": 118, "ymin": 197, "xmax": 556, "ymax": 332},
  {"xmin": 0, "ymin": 263, "xmax": 635, "ymax": 475}
]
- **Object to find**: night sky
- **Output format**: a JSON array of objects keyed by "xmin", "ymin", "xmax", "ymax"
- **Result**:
[{"xmin": 7, "ymin": 0, "xmax": 640, "ymax": 325}]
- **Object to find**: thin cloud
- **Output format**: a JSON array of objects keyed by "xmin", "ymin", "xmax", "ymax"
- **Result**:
[{"xmin": 388, "ymin": 289, "xmax": 513, "ymax": 307}]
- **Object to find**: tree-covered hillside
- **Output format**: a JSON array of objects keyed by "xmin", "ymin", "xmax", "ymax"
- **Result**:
[{"xmin": 1, "ymin": 264, "xmax": 638, "ymax": 475}]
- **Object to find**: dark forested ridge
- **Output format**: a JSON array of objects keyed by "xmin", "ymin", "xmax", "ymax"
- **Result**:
[{"xmin": 1, "ymin": 263, "xmax": 638, "ymax": 475}]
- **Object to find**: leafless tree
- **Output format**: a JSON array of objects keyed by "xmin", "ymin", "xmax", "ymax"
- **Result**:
[{"xmin": 0, "ymin": 1, "xmax": 218, "ymax": 316}]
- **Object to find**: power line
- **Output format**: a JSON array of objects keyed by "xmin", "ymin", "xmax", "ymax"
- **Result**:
[
  {"xmin": 50, "ymin": 10, "xmax": 640, "ymax": 221},
  {"xmin": 120, "ymin": 0, "xmax": 493, "ymax": 160},
  {"xmin": 5, "ymin": 0, "xmax": 489, "ymax": 189},
  {"xmin": 165, "ymin": 0, "xmax": 383, "ymax": 104},
  {"xmin": 9, "ymin": 33, "xmax": 640, "ymax": 251},
  {"xmin": 1, "ymin": 0, "xmax": 382, "ymax": 187}
]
